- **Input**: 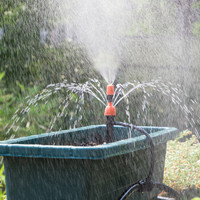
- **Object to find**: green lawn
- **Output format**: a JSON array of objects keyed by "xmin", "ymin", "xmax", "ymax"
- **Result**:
[{"xmin": 163, "ymin": 130, "xmax": 200, "ymax": 200}]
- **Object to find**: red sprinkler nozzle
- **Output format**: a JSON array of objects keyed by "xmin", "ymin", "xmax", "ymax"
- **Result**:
[{"xmin": 104, "ymin": 84, "xmax": 116, "ymax": 143}]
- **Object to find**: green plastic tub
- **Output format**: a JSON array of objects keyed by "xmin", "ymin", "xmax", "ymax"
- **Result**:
[{"xmin": 0, "ymin": 125, "xmax": 178, "ymax": 200}]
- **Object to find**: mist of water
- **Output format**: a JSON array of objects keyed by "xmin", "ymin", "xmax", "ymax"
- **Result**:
[
  {"xmin": 59, "ymin": 0, "xmax": 132, "ymax": 83},
  {"xmin": 56, "ymin": 0, "xmax": 200, "ymax": 84}
]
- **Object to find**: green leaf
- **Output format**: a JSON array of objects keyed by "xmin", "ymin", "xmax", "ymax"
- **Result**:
[
  {"xmin": 70, "ymin": 93, "xmax": 78, "ymax": 101},
  {"xmin": 16, "ymin": 81, "xmax": 25, "ymax": 92},
  {"xmin": 0, "ymin": 72, "xmax": 5, "ymax": 81},
  {"xmin": 0, "ymin": 165, "xmax": 4, "ymax": 175}
]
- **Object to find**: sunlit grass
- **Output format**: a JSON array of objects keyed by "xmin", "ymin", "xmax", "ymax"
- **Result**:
[{"xmin": 163, "ymin": 130, "xmax": 200, "ymax": 199}]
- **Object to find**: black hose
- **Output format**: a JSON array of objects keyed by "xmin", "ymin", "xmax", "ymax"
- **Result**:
[
  {"xmin": 114, "ymin": 121, "xmax": 182, "ymax": 200},
  {"xmin": 119, "ymin": 182, "xmax": 182, "ymax": 200},
  {"xmin": 119, "ymin": 183, "xmax": 140, "ymax": 200},
  {"xmin": 153, "ymin": 183, "xmax": 181, "ymax": 200},
  {"xmin": 114, "ymin": 121, "xmax": 155, "ymax": 182}
]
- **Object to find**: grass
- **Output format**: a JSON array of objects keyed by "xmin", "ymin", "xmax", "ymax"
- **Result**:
[
  {"xmin": 0, "ymin": 163, "xmax": 6, "ymax": 200},
  {"xmin": 163, "ymin": 130, "xmax": 200, "ymax": 200}
]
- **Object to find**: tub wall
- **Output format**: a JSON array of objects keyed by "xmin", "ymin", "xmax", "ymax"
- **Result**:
[{"xmin": 4, "ymin": 143, "xmax": 166, "ymax": 200}]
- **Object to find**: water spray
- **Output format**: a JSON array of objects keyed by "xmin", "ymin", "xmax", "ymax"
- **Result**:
[{"xmin": 104, "ymin": 84, "xmax": 181, "ymax": 200}]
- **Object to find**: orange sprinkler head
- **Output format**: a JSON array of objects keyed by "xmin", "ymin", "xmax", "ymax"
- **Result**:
[
  {"xmin": 106, "ymin": 84, "xmax": 114, "ymax": 96},
  {"xmin": 104, "ymin": 102, "xmax": 116, "ymax": 116},
  {"xmin": 105, "ymin": 84, "xmax": 116, "ymax": 116},
  {"xmin": 105, "ymin": 84, "xmax": 115, "ymax": 142}
]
